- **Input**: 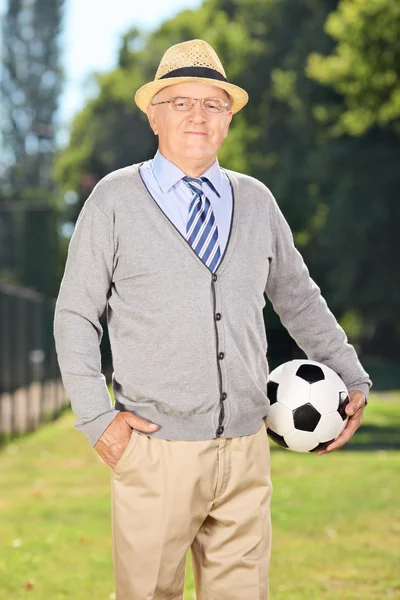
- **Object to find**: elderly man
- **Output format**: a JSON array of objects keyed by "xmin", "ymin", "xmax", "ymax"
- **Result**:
[{"xmin": 53, "ymin": 39, "xmax": 371, "ymax": 599}]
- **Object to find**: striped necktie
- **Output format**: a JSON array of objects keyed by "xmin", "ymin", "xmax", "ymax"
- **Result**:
[{"xmin": 182, "ymin": 175, "xmax": 221, "ymax": 272}]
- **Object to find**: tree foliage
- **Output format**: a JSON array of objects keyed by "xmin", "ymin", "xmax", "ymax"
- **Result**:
[{"xmin": 307, "ymin": 0, "xmax": 400, "ymax": 136}]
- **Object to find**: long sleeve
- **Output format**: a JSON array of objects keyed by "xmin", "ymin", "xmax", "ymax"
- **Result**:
[
  {"xmin": 53, "ymin": 189, "xmax": 119, "ymax": 446},
  {"xmin": 264, "ymin": 190, "xmax": 372, "ymax": 398}
]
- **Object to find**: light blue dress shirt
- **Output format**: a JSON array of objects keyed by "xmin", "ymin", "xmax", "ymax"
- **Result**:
[{"xmin": 139, "ymin": 149, "xmax": 233, "ymax": 256}]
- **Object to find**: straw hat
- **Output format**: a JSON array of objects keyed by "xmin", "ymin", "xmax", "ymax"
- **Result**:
[{"xmin": 134, "ymin": 39, "xmax": 249, "ymax": 115}]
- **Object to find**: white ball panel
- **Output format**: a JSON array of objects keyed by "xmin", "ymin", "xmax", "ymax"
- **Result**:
[
  {"xmin": 277, "ymin": 376, "xmax": 311, "ymax": 410},
  {"xmin": 314, "ymin": 412, "xmax": 344, "ymax": 442},
  {"xmin": 309, "ymin": 380, "xmax": 340, "ymax": 414},
  {"xmin": 284, "ymin": 429, "xmax": 319, "ymax": 453},
  {"xmin": 267, "ymin": 362, "xmax": 287, "ymax": 383},
  {"xmin": 322, "ymin": 366, "xmax": 348, "ymax": 393},
  {"xmin": 266, "ymin": 403, "xmax": 294, "ymax": 436}
]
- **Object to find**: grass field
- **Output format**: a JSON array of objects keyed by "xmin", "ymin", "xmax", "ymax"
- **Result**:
[{"xmin": 0, "ymin": 390, "xmax": 399, "ymax": 599}]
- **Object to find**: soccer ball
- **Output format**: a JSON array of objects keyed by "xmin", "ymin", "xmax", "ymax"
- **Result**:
[{"xmin": 266, "ymin": 359, "xmax": 350, "ymax": 453}]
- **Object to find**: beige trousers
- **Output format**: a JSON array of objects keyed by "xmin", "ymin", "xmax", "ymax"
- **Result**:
[{"xmin": 110, "ymin": 419, "xmax": 272, "ymax": 600}]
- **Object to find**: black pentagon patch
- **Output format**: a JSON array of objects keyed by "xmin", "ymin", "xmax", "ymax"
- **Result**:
[
  {"xmin": 267, "ymin": 428, "xmax": 289, "ymax": 449},
  {"xmin": 267, "ymin": 380, "xmax": 279, "ymax": 405},
  {"xmin": 338, "ymin": 393, "xmax": 350, "ymax": 420},
  {"xmin": 293, "ymin": 403, "xmax": 321, "ymax": 431},
  {"xmin": 296, "ymin": 364, "xmax": 325, "ymax": 383},
  {"xmin": 310, "ymin": 439, "xmax": 336, "ymax": 453}
]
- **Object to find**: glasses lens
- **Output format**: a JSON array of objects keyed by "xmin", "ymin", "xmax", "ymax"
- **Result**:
[
  {"xmin": 171, "ymin": 97, "xmax": 193, "ymax": 110},
  {"xmin": 203, "ymin": 98, "xmax": 226, "ymax": 113},
  {"xmin": 170, "ymin": 97, "xmax": 228, "ymax": 113}
]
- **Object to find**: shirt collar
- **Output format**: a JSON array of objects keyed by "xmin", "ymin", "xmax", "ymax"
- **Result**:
[{"xmin": 151, "ymin": 148, "xmax": 222, "ymax": 198}]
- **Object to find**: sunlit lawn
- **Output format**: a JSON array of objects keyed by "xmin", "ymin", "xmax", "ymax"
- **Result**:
[{"xmin": 0, "ymin": 391, "xmax": 399, "ymax": 599}]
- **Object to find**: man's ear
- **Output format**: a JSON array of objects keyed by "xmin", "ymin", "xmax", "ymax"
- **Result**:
[
  {"xmin": 223, "ymin": 112, "xmax": 233, "ymax": 137},
  {"xmin": 146, "ymin": 104, "xmax": 158, "ymax": 135}
]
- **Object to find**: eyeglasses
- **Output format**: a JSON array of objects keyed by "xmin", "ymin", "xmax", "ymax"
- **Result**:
[{"xmin": 150, "ymin": 96, "xmax": 231, "ymax": 114}]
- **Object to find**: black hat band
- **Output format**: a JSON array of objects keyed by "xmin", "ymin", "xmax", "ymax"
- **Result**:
[{"xmin": 158, "ymin": 66, "xmax": 228, "ymax": 82}]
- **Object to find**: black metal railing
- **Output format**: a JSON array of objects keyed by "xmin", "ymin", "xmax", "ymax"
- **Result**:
[{"xmin": 0, "ymin": 281, "xmax": 68, "ymax": 440}]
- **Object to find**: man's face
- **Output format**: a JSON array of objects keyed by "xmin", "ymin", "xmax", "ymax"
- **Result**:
[{"xmin": 146, "ymin": 82, "xmax": 233, "ymax": 164}]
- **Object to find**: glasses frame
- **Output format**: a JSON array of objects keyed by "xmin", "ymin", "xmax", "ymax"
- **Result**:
[{"xmin": 150, "ymin": 96, "xmax": 231, "ymax": 114}]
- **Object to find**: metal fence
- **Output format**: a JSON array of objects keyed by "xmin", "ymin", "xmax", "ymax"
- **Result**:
[
  {"xmin": 0, "ymin": 202, "xmax": 57, "ymax": 297},
  {"xmin": 0, "ymin": 281, "xmax": 68, "ymax": 439}
]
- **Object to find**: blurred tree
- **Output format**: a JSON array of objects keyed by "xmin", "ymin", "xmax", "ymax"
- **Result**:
[
  {"xmin": 0, "ymin": 0, "xmax": 65, "ymax": 197},
  {"xmin": 304, "ymin": 0, "xmax": 400, "ymax": 357},
  {"xmin": 306, "ymin": 0, "xmax": 400, "ymax": 136}
]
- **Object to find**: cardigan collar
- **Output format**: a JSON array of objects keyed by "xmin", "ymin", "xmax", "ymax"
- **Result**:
[{"xmin": 151, "ymin": 148, "xmax": 222, "ymax": 198}]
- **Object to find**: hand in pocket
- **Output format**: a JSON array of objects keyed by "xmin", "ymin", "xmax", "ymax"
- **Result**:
[{"xmin": 94, "ymin": 411, "xmax": 158, "ymax": 468}]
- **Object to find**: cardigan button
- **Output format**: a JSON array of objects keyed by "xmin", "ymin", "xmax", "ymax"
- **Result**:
[
  {"xmin": 212, "ymin": 273, "xmax": 218, "ymax": 281},
  {"xmin": 221, "ymin": 392, "xmax": 227, "ymax": 401},
  {"xmin": 218, "ymin": 352, "xmax": 224, "ymax": 360},
  {"xmin": 216, "ymin": 426, "xmax": 224, "ymax": 435},
  {"xmin": 215, "ymin": 313, "xmax": 221, "ymax": 320}
]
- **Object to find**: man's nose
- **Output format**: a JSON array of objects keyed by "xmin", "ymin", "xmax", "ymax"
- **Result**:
[{"xmin": 189, "ymin": 99, "xmax": 207, "ymax": 120}]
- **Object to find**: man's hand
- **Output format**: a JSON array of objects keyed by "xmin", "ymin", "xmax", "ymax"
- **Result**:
[
  {"xmin": 94, "ymin": 411, "xmax": 159, "ymax": 468},
  {"xmin": 316, "ymin": 390, "xmax": 367, "ymax": 455}
]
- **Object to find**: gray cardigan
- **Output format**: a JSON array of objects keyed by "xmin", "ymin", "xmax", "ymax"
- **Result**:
[{"xmin": 53, "ymin": 162, "xmax": 372, "ymax": 446}]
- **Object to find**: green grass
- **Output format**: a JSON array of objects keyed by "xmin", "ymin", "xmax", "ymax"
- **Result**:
[{"xmin": 0, "ymin": 391, "xmax": 399, "ymax": 599}]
